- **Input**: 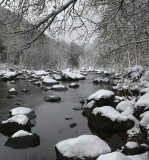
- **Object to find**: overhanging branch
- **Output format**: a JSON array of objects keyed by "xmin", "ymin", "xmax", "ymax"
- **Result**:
[{"xmin": 110, "ymin": 39, "xmax": 149, "ymax": 52}]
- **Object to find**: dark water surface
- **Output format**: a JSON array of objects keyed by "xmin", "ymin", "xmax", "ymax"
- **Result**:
[{"xmin": 0, "ymin": 73, "xmax": 125, "ymax": 160}]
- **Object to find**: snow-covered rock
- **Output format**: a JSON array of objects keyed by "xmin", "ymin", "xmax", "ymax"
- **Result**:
[
  {"xmin": 40, "ymin": 86, "xmax": 51, "ymax": 91},
  {"xmin": 134, "ymin": 92, "xmax": 149, "ymax": 119},
  {"xmin": 97, "ymin": 152, "xmax": 130, "ymax": 160},
  {"xmin": 8, "ymin": 88, "xmax": 18, "ymax": 95},
  {"xmin": 10, "ymin": 80, "xmax": 15, "ymax": 84},
  {"xmin": 0, "ymin": 115, "xmax": 32, "ymax": 135},
  {"xmin": 2, "ymin": 71, "xmax": 17, "ymax": 82},
  {"xmin": 115, "ymin": 96, "xmax": 126, "ymax": 101},
  {"xmin": 69, "ymin": 83, "xmax": 80, "ymax": 88},
  {"xmin": 103, "ymin": 70, "xmax": 111, "ymax": 76},
  {"xmin": 9, "ymin": 107, "xmax": 36, "ymax": 119},
  {"xmin": 34, "ymin": 81, "xmax": 41, "ymax": 87},
  {"xmin": 140, "ymin": 111, "xmax": 149, "ymax": 138},
  {"xmin": 0, "ymin": 70, "xmax": 7, "ymax": 76},
  {"xmin": 103, "ymin": 78, "xmax": 110, "ymax": 84},
  {"xmin": 88, "ymin": 89, "xmax": 115, "ymax": 106},
  {"xmin": 55, "ymin": 135, "xmax": 111, "ymax": 160},
  {"xmin": 42, "ymin": 77, "xmax": 58, "ymax": 85},
  {"xmin": 85, "ymin": 106, "xmax": 134, "ymax": 132},
  {"xmin": 127, "ymin": 115, "xmax": 140, "ymax": 137},
  {"xmin": 93, "ymin": 106, "xmax": 129, "ymax": 122},
  {"xmin": 116, "ymin": 100, "xmax": 135, "ymax": 115},
  {"xmin": 125, "ymin": 142, "xmax": 139, "ymax": 149},
  {"xmin": 140, "ymin": 87, "xmax": 149, "ymax": 95},
  {"xmin": 88, "ymin": 89, "xmax": 114, "ymax": 101},
  {"xmin": 12, "ymin": 130, "xmax": 33, "ymax": 138},
  {"xmin": 5, "ymin": 130, "xmax": 40, "ymax": 149},
  {"xmin": 81, "ymin": 72, "xmax": 87, "ymax": 76},
  {"xmin": 142, "ymin": 70, "xmax": 149, "ymax": 82},
  {"xmin": 122, "ymin": 141, "xmax": 147, "ymax": 156},
  {"xmin": 52, "ymin": 74, "xmax": 62, "ymax": 81},
  {"xmin": 86, "ymin": 100, "xmax": 96, "ymax": 109},
  {"xmin": 2, "ymin": 115, "xmax": 29, "ymax": 125},
  {"xmin": 140, "ymin": 111, "xmax": 149, "ymax": 127},
  {"xmin": 62, "ymin": 69, "xmax": 85, "ymax": 81},
  {"xmin": 31, "ymin": 74, "xmax": 38, "ymax": 79},
  {"xmin": 97, "ymin": 69, "xmax": 104, "ymax": 74},
  {"xmin": 93, "ymin": 78, "xmax": 102, "ymax": 84},
  {"xmin": 127, "ymin": 152, "xmax": 149, "ymax": 160},
  {"xmin": 86, "ymin": 67, "xmax": 96, "ymax": 72},
  {"xmin": 51, "ymin": 84, "xmax": 68, "ymax": 91},
  {"xmin": 93, "ymin": 78, "xmax": 110, "ymax": 84},
  {"xmin": 34, "ymin": 70, "xmax": 49, "ymax": 76},
  {"xmin": 21, "ymin": 89, "xmax": 30, "ymax": 93}
]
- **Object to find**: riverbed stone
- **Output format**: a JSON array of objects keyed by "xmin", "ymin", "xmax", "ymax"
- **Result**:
[
  {"xmin": 69, "ymin": 83, "xmax": 80, "ymax": 88},
  {"xmin": 8, "ymin": 88, "xmax": 18, "ymax": 95},
  {"xmin": 134, "ymin": 92, "xmax": 149, "ymax": 119},
  {"xmin": 43, "ymin": 96, "xmax": 61, "ymax": 102},
  {"xmin": 51, "ymin": 84, "xmax": 68, "ymax": 91},
  {"xmin": 22, "ymin": 89, "xmax": 30, "ymax": 93},
  {"xmin": 42, "ymin": 77, "xmax": 59, "ymax": 85},
  {"xmin": 87, "ymin": 89, "xmax": 115, "ymax": 107},
  {"xmin": 69, "ymin": 123, "xmax": 77, "ymax": 128},
  {"xmin": 5, "ymin": 130, "xmax": 40, "ymax": 149},
  {"xmin": 83, "ymin": 106, "xmax": 134, "ymax": 133},
  {"xmin": 122, "ymin": 141, "xmax": 147, "ymax": 155},
  {"xmin": 55, "ymin": 135, "xmax": 111, "ymax": 160},
  {"xmin": 0, "ymin": 115, "xmax": 32, "ymax": 135},
  {"xmin": 9, "ymin": 107, "xmax": 36, "ymax": 119}
]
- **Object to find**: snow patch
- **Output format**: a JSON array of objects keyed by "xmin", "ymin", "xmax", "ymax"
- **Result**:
[
  {"xmin": 9, "ymin": 88, "xmax": 16, "ymax": 92},
  {"xmin": 12, "ymin": 130, "xmax": 33, "ymax": 138},
  {"xmin": 51, "ymin": 84, "xmax": 66, "ymax": 89},
  {"xmin": 34, "ymin": 70, "xmax": 49, "ymax": 76},
  {"xmin": 97, "ymin": 151, "xmax": 130, "ymax": 160},
  {"xmin": 135, "ymin": 92, "xmax": 149, "ymax": 109},
  {"xmin": 88, "ymin": 89, "xmax": 114, "ymax": 101},
  {"xmin": 43, "ymin": 77, "xmax": 58, "ymax": 84},
  {"xmin": 125, "ymin": 142, "xmax": 139, "ymax": 149},
  {"xmin": 52, "ymin": 74, "xmax": 61, "ymax": 80},
  {"xmin": 4, "ymin": 71, "xmax": 16, "ymax": 78},
  {"xmin": 10, "ymin": 107, "xmax": 33, "ymax": 116},
  {"xmin": 2, "ymin": 115, "xmax": 29, "ymax": 125},
  {"xmin": 93, "ymin": 106, "xmax": 128, "ymax": 122},
  {"xmin": 62, "ymin": 69, "xmax": 85, "ymax": 80},
  {"xmin": 140, "ymin": 111, "xmax": 149, "ymax": 127},
  {"xmin": 86, "ymin": 100, "xmax": 96, "ymax": 108},
  {"xmin": 127, "ymin": 152, "xmax": 149, "ymax": 160},
  {"xmin": 116, "ymin": 101, "xmax": 135, "ymax": 116}
]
